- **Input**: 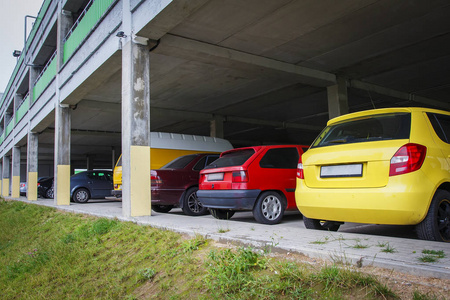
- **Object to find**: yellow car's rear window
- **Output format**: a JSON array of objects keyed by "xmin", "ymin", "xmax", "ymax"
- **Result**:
[{"xmin": 312, "ymin": 113, "xmax": 411, "ymax": 148}]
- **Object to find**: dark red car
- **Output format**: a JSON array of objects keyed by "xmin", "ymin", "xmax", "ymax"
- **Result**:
[
  {"xmin": 151, "ymin": 153, "xmax": 220, "ymax": 216},
  {"xmin": 197, "ymin": 145, "xmax": 309, "ymax": 224}
]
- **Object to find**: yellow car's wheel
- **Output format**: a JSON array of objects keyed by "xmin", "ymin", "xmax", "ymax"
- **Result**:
[{"xmin": 417, "ymin": 190, "xmax": 450, "ymax": 242}]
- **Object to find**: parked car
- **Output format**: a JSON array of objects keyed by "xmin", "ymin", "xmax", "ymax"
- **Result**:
[
  {"xmin": 70, "ymin": 170, "xmax": 113, "ymax": 203},
  {"xmin": 20, "ymin": 182, "xmax": 27, "ymax": 196},
  {"xmin": 151, "ymin": 153, "xmax": 220, "ymax": 215},
  {"xmin": 198, "ymin": 145, "xmax": 309, "ymax": 224},
  {"xmin": 21, "ymin": 177, "xmax": 48, "ymax": 196},
  {"xmin": 112, "ymin": 132, "xmax": 233, "ymax": 198},
  {"xmin": 295, "ymin": 107, "xmax": 450, "ymax": 242},
  {"xmin": 38, "ymin": 177, "xmax": 54, "ymax": 199},
  {"xmin": 38, "ymin": 171, "xmax": 113, "ymax": 203}
]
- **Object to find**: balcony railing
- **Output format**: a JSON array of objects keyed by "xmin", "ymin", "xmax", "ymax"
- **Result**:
[
  {"xmin": 0, "ymin": 0, "xmax": 116, "ymax": 147},
  {"xmin": 5, "ymin": 118, "xmax": 14, "ymax": 138},
  {"xmin": 15, "ymin": 93, "xmax": 30, "ymax": 124},
  {"xmin": 63, "ymin": 0, "xmax": 115, "ymax": 63},
  {"xmin": 33, "ymin": 51, "xmax": 57, "ymax": 102}
]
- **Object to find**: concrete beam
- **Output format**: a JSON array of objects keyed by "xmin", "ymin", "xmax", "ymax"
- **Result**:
[
  {"xmin": 136, "ymin": 0, "xmax": 210, "ymax": 40},
  {"xmin": 350, "ymin": 80, "xmax": 450, "ymax": 111},
  {"xmin": 151, "ymin": 107, "xmax": 323, "ymax": 131},
  {"xmin": 154, "ymin": 34, "xmax": 336, "ymax": 87}
]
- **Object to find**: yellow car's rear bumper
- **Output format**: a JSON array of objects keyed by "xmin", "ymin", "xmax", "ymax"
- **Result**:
[{"xmin": 295, "ymin": 172, "xmax": 435, "ymax": 225}]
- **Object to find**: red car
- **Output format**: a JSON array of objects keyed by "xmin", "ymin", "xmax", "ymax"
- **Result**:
[
  {"xmin": 197, "ymin": 145, "xmax": 309, "ymax": 224},
  {"xmin": 151, "ymin": 153, "xmax": 220, "ymax": 216}
]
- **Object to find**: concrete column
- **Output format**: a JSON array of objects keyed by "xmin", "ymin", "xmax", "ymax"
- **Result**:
[
  {"xmin": 112, "ymin": 147, "xmax": 116, "ymax": 169},
  {"xmin": 210, "ymin": 115, "xmax": 224, "ymax": 138},
  {"xmin": 56, "ymin": 9, "xmax": 73, "ymax": 69},
  {"xmin": 327, "ymin": 77, "xmax": 348, "ymax": 119},
  {"xmin": 53, "ymin": 3, "xmax": 73, "ymax": 206},
  {"xmin": 27, "ymin": 132, "xmax": 39, "ymax": 200},
  {"xmin": 11, "ymin": 147, "xmax": 21, "ymax": 198},
  {"xmin": 121, "ymin": 37, "xmax": 151, "ymax": 217},
  {"xmin": 54, "ymin": 104, "xmax": 71, "ymax": 205},
  {"xmin": 5, "ymin": 112, "xmax": 13, "ymax": 126},
  {"xmin": 86, "ymin": 155, "xmax": 92, "ymax": 170},
  {"xmin": 29, "ymin": 66, "xmax": 41, "ymax": 105},
  {"xmin": 14, "ymin": 94, "xmax": 23, "ymax": 113},
  {"xmin": 2, "ymin": 156, "xmax": 10, "ymax": 196}
]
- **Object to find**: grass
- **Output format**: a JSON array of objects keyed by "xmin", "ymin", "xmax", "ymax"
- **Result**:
[
  {"xmin": 351, "ymin": 242, "xmax": 370, "ymax": 249},
  {"xmin": 418, "ymin": 249, "xmax": 446, "ymax": 263},
  {"xmin": 379, "ymin": 243, "xmax": 397, "ymax": 253},
  {"xmin": 0, "ymin": 199, "xmax": 422, "ymax": 299}
]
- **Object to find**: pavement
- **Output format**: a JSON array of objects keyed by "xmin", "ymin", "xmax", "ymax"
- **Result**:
[{"xmin": 7, "ymin": 196, "xmax": 450, "ymax": 280}]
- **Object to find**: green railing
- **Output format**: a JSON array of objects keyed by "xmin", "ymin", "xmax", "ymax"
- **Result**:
[
  {"xmin": 0, "ymin": 132, "xmax": 4, "ymax": 145},
  {"xmin": 0, "ymin": 0, "xmax": 52, "ymax": 109},
  {"xmin": 63, "ymin": 0, "xmax": 115, "ymax": 63},
  {"xmin": 33, "ymin": 54, "xmax": 57, "ymax": 102},
  {"xmin": 15, "ymin": 95, "xmax": 30, "ymax": 124},
  {"xmin": 5, "ymin": 119, "xmax": 14, "ymax": 138}
]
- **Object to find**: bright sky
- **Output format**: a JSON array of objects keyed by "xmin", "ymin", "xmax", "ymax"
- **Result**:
[{"xmin": 0, "ymin": 0, "xmax": 43, "ymax": 93}]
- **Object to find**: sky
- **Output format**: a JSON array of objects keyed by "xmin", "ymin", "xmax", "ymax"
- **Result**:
[{"xmin": 0, "ymin": 0, "xmax": 43, "ymax": 94}]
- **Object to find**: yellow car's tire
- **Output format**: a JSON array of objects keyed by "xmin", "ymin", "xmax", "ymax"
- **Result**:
[{"xmin": 416, "ymin": 190, "xmax": 450, "ymax": 242}]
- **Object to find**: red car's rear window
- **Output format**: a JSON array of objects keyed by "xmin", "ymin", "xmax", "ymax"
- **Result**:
[{"xmin": 205, "ymin": 149, "xmax": 255, "ymax": 169}]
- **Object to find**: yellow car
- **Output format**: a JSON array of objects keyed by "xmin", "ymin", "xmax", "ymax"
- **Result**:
[{"xmin": 295, "ymin": 107, "xmax": 450, "ymax": 242}]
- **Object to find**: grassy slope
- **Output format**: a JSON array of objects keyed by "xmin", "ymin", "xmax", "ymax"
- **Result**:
[{"xmin": 0, "ymin": 200, "xmax": 443, "ymax": 299}]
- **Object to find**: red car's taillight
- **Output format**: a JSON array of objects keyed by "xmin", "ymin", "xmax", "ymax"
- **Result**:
[
  {"xmin": 296, "ymin": 156, "xmax": 304, "ymax": 179},
  {"xmin": 151, "ymin": 175, "xmax": 162, "ymax": 186},
  {"xmin": 232, "ymin": 170, "xmax": 248, "ymax": 183},
  {"xmin": 389, "ymin": 143, "xmax": 427, "ymax": 176}
]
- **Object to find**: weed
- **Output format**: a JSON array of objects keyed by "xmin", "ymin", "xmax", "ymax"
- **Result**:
[
  {"xmin": 205, "ymin": 247, "xmax": 267, "ymax": 295},
  {"xmin": 180, "ymin": 235, "xmax": 206, "ymax": 253},
  {"xmin": 419, "ymin": 249, "xmax": 446, "ymax": 263},
  {"xmin": 352, "ymin": 242, "xmax": 369, "ymax": 249},
  {"xmin": 315, "ymin": 265, "xmax": 396, "ymax": 298},
  {"xmin": 311, "ymin": 235, "xmax": 330, "ymax": 245},
  {"xmin": 413, "ymin": 290, "xmax": 441, "ymax": 300},
  {"xmin": 217, "ymin": 228, "xmax": 230, "ymax": 233},
  {"xmin": 419, "ymin": 255, "xmax": 438, "ymax": 263},
  {"xmin": 380, "ymin": 243, "xmax": 396, "ymax": 253},
  {"xmin": 329, "ymin": 250, "xmax": 351, "ymax": 266},
  {"xmin": 138, "ymin": 268, "xmax": 156, "ymax": 282},
  {"xmin": 422, "ymin": 249, "xmax": 445, "ymax": 258},
  {"xmin": 376, "ymin": 241, "xmax": 388, "ymax": 247}
]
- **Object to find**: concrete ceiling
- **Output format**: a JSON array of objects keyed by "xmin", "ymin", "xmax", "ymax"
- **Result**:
[{"xmin": 46, "ymin": 0, "xmax": 450, "ymax": 162}]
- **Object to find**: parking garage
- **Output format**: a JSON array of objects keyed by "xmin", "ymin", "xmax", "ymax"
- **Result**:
[{"xmin": 1, "ymin": 0, "xmax": 449, "ymax": 220}]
